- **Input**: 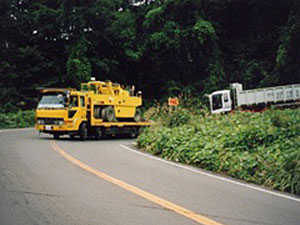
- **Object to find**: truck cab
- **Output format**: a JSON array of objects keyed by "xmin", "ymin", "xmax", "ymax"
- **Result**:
[
  {"xmin": 207, "ymin": 90, "xmax": 232, "ymax": 114},
  {"xmin": 35, "ymin": 89, "xmax": 87, "ymax": 139}
]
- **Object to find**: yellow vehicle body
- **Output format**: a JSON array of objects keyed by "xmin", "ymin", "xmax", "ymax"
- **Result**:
[
  {"xmin": 35, "ymin": 89, "xmax": 87, "ymax": 133},
  {"xmin": 35, "ymin": 80, "xmax": 150, "ymax": 140}
]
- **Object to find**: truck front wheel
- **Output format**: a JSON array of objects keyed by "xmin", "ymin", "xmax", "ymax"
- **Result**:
[{"xmin": 79, "ymin": 123, "xmax": 88, "ymax": 141}]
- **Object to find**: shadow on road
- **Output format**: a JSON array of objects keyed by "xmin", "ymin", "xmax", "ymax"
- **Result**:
[{"xmin": 36, "ymin": 134, "xmax": 136, "ymax": 142}]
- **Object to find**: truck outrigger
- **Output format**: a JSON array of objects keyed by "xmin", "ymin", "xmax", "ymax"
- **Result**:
[{"xmin": 35, "ymin": 79, "xmax": 152, "ymax": 140}]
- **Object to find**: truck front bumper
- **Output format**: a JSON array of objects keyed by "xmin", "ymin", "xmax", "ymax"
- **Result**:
[{"xmin": 35, "ymin": 124, "xmax": 77, "ymax": 133}]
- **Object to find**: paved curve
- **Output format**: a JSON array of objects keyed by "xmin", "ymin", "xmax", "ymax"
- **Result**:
[{"xmin": 0, "ymin": 128, "xmax": 299, "ymax": 225}]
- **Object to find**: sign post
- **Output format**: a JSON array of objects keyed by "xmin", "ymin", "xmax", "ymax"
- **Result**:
[{"xmin": 168, "ymin": 97, "xmax": 179, "ymax": 112}]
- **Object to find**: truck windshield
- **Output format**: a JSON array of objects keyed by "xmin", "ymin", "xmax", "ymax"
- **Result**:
[
  {"xmin": 212, "ymin": 94, "xmax": 223, "ymax": 111},
  {"xmin": 38, "ymin": 94, "xmax": 66, "ymax": 109}
]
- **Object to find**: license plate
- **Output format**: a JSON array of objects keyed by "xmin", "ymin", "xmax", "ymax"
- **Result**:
[{"xmin": 45, "ymin": 125, "xmax": 52, "ymax": 130}]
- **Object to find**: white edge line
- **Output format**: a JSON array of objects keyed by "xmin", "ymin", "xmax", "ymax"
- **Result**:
[{"xmin": 120, "ymin": 144, "xmax": 300, "ymax": 203}]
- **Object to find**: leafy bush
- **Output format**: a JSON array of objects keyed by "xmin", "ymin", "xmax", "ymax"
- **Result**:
[
  {"xmin": 0, "ymin": 110, "xmax": 35, "ymax": 129},
  {"xmin": 165, "ymin": 108, "xmax": 191, "ymax": 128},
  {"xmin": 138, "ymin": 108, "xmax": 300, "ymax": 195}
]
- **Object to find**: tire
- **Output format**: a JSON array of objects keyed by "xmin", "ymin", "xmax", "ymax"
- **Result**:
[
  {"xmin": 134, "ymin": 108, "xmax": 141, "ymax": 122},
  {"xmin": 101, "ymin": 107, "xmax": 106, "ymax": 119},
  {"xmin": 79, "ymin": 123, "xmax": 88, "ymax": 141},
  {"xmin": 104, "ymin": 106, "xmax": 115, "ymax": 122},
  {"xmin": 94, "ymin": 127, "xmax": 102, "ymax": 140},
  {"xmin": 129, "ymin": 127, "xmax": 139, "ymax": 138},
  {"xmin": 53, "ymin": 134, "xmax": 60, "ymax": 139},
  {"xmin": 69, "ymin": 134, "xmax": 75, "ymax": 139},
  {"xmin": 94, "ymin": 107, "xmax": 101, "ymax": 119}
]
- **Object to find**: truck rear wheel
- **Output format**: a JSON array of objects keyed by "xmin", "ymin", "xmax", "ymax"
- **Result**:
[
  {"xmin": 94, "ymin": 127, "xmax": 102, "ymax": 140},
  {"xmin": 129, "ymin": 127, "xmax": 139, "ymax": 138},
  {"xmin": 79, "ymin": 123, "xmax": 88, "ymax": 141}
]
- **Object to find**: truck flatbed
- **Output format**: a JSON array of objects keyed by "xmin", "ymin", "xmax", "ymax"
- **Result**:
[{"xmin": 98, "ymin": 121, "xmax": 153, "ymax": 127}]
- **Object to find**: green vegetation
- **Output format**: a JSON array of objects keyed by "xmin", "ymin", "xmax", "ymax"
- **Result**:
[
  {"xmin": 0, "ymin": 111, "xmax": 35, "ymax": 129},
  {"xmin": 138, "ymin": 107, "xmax": 300, "ymax": 195},
  {"xmin": 1, "ymin": 0, "xmax": 299, "ymax": 112}
]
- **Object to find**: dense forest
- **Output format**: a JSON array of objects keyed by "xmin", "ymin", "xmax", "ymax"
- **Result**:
[{"xmin": 1, "ymin": 0, "xmax": 300, "ymax": 112}]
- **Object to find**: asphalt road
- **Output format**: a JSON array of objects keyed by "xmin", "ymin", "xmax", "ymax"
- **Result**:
[{"xmin": 0, "ymin": 128, "xmax": 299, "ymax": 225}]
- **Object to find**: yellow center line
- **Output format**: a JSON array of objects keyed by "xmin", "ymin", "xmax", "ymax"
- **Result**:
[{"xmin": 50, "ymin": 141, "xmax": 225, "ymax": 225}]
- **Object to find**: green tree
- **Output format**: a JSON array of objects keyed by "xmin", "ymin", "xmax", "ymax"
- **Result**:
[
  {"xmin": 66, "ymin": 37, "xmax": 92, "ymax": 88},
  {"xmin": 274, "ymin": 10, "xmax": 300, "ymax": 84},
  {"xmin": 1, "ymin": 0, "xmax": 299, "ymax": 112}
]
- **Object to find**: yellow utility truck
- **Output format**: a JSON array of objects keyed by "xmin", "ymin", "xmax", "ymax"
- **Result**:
[{"xmin": 35, "ymin": 79, "xmax": 151, "ymax": 140}]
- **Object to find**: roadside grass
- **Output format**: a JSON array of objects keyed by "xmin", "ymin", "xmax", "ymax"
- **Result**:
[
  {"xmin": 0, "ymin": 110, "xmax": 35, "ymax": 129},
  {"xmin": 138, "ymin": 105, "xmax": 300, "ymax": 195}
]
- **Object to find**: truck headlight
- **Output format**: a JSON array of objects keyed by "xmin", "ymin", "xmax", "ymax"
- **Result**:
[
  {"xmin": 53, "ymin": 120, "xmax": 64, "ymax": 125},
  {"xmin": 37, "ymin": 119, "xmax": 44, "ymax": 125}
]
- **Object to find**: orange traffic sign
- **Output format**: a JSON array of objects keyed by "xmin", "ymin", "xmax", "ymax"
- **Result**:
[{"xmin": 168, "ymin": 97, "xmax": 179, "ymax": 106}]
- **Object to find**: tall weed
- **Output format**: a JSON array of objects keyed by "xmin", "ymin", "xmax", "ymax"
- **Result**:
[{"xmin": 138, "ymin": 107, "xmax": 300, "ymax": 195}]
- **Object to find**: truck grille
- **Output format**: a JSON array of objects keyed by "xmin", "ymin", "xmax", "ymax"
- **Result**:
[{"xmin": 36, "ymin": 117, "xmax": 64, "ymax": 125}]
